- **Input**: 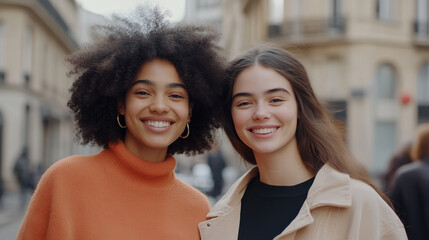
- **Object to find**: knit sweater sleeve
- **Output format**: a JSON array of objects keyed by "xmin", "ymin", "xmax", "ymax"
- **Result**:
[{"xmin": 16, "ymin": 161, "xmax": 57, "ymax": 240}]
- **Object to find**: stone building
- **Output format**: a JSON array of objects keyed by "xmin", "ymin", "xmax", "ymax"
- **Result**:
[
  {"xmin": 188, "ymin": 0, "xmax": 429, "ymax": 180},
  {"xmin": 0, "ymin": 0, "xmax": 103, "ymax": 191}
]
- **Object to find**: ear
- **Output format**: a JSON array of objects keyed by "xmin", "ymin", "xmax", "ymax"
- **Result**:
[{"xmin": 117, "ymin": 101, "xmax": 125, "ymax": 115}]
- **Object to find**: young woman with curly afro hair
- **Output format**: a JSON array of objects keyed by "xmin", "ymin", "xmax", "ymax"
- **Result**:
[{"xmin": 17, "ymin": 6, "xmax": 225, "ymax": 240}]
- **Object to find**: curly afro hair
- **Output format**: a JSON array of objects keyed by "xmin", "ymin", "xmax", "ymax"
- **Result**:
[{"xmin": 66, "ymin": 6, "xmax": 225, "ymax": 155}]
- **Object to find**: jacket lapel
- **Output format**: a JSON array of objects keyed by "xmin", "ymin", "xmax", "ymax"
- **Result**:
[
  {"xmin": 207, "ymin": 167, "xmax": 258, "ymax": 217},
  {"xmin": 275, "ymin": 165, "xmax": 352, "ymax": 238},
  {"xmin": 200, "ymin": 165, "xmax": 352, "ymax": 239}
]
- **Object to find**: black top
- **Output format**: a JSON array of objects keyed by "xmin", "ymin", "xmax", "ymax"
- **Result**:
[{"xmin": 238, "ymin": 176, "xmax": 315, "ymax": 240}]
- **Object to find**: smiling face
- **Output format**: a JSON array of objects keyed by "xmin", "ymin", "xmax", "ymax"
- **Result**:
[
  {"xmin": 118, "ymin": 59, "xmax": 191, "ymax": 161},
  {"xmin": 231, "ymin": 64, "xmax": 299, "ymax": 158}
]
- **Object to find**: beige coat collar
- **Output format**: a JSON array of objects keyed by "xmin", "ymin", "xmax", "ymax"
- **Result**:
[{"xmin": 207, "ymin": 164, "xmax": 352, "ymax": 219}]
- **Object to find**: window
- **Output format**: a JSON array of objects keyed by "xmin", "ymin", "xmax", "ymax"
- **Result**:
[
  {"xmin": 329, "ymin": 0, "xmax": 343, "ymax": 29},
  {"xmin": 377, "ymin": 0, "xmax": 395, "ymax": 21},
  {"xmin": 330, "ymin": 0, "xmax": 342, "ymax": 19},
  {"xmin": 375, "ymin": 64, "xmax": 396, "ymax": 100},
  {"xmin": 418, "ymin": 62, "xmax": 429, "ymax": 123},
  {"xmin": 268, "ymin": 0, "xmax": 284, "ymax": 37},
  {"xmin": 0, "ymin": 23, "xmax": 5, "ymax": 84},
  {"xmin": 374, "ymin": 122, "xmax": 396, "ymax": 172},
  {"xmin": 416, "ymin": 0, "xmax": 429, "ymax": 36},
  {"xmin": 418, "ymin": 62, "xmax": 429, "ymax": 104},
  {"xmin": 373, "ymin": 63, "xmax": 397, "ymax": 173},
  {"xmin": 269, "ymin": 0, "xmax": 284, "ymax": 25}
]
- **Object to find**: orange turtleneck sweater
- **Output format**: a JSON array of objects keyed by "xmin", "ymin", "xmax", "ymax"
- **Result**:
[{"xmin": 17, "ymin": 141, "xmax": 210, "ymax": 240}]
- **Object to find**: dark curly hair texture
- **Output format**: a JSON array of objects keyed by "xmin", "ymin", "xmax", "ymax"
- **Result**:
[{"xmin": 66, "ymin": 6, "xmax": 225, "ymax": 155}]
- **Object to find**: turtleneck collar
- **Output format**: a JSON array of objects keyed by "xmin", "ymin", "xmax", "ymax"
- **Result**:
[{"xmin": 107, "ymin": 141, "xmax": 176, "ymax": 180}]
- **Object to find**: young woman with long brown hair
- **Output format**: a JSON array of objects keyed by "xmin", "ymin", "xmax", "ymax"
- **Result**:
[{"xmin": 198, "ymin": 45, "xmax": 406, "ymax": 240}]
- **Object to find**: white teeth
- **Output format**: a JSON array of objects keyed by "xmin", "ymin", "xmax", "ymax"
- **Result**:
[
  {"xmin": 145, "ymin": 121, "xmax": 171, "ymax": 128},
  {"xmin": 252, "ymin": 128, "xmax": 276, "ymax": 134}
]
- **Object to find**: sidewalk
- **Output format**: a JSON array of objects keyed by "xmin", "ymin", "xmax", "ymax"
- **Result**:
[{"xmin": 0, "ymin": 192, "xmax": 27, "ymax": 228}]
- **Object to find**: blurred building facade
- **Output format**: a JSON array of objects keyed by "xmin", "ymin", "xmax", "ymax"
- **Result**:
[
  {"xmin": 229, "ymin": 0, "xmax": 429, "ymax": 178},
  {"xmin": 0, "ymin": 0, "xmax": 103, "ymax": 191},
  {"xmin": 186, "ymin": 0, "xmax": 429, "ymax": 179},
  {"xmin": 185, "ymin": 0, "xmax": 222, "ymax": 29},
  {"xmin": 183, "ymin": 0, "xmax": 247, "ymax": 170}
]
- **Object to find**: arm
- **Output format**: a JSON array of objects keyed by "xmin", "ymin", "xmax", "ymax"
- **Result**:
[{"xmin": 16, "ymin": 170, "xmax": 53, "ymax": 240}]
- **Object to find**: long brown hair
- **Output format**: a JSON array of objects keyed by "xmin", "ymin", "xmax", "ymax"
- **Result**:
[
  {"xmin": 222, "ymin": 45, "xmax": 392, "ymax": 206},
  {"xmin": 411, "ymin": 123, "xmax": 429, "ymax": 161}
]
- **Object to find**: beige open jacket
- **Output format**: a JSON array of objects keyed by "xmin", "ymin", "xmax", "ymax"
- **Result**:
[{"xmin": 199, "ymin": 165, "xmax": 407, "ymax": 240}]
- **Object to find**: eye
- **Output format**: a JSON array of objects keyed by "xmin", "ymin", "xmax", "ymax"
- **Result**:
[
  {"xmin": 135, "ymin": 90, "xmax": 150, "ymax": 96},
  {"xmin": 236, "ymin": 101, "xmax": 251, "ymax": 107},
  {"xmin": 170, "ymin": 93, "xmax": 185, "ymax": 99},
  {"xmin": 171, "ymin": 94, "xmax": 183, "ymax": 99},
  {"xmin": 270, "ymin": 98, "xmax": 284, "ymax": 103}
]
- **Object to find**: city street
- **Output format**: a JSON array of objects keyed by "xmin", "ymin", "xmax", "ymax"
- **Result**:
[
  {"xmin": 0, "ymin": 217, "xmax": 23, "ymax": 240},
  {"xmin": 0, "ymin": 193, "xmax": 28, "ymax": 240}
]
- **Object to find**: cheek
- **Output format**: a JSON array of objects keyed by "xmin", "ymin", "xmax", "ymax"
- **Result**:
[
  {"xmin": 175, "ymin": 102, "xmax": 190, "ymax": 119},
  {"xmin": 124, "ymin": 99, "xmax": 145, "ymax": 116},
  {"xmin": 231, "ymin": 109, "xmax": 249, "ymax": 131},
  {"xmin": 278, "ymin": 106, "xmax": 298, "ymax": 123}
]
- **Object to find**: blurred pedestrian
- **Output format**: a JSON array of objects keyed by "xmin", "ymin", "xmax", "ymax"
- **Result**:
[
  {"xmin": 17, "ymin": 5, "xmax": 225, "ymax": 240},
  {"xmin": 390, "ymin": 123, "xmax": 429, "ymax": 240},
  {"xmin": 199, "ymin": 45, "xmax": 407, "ymax": 239},
  {"xmin": 382, "ymin": 141, "xmax": 413, "ymax": 193},
  {"xmin": 207, "ymin": 144, "xmax": 226, "ymax": 198},
  {"xmin": 13, "ymin": 146, "xmax": 32, "ymax": 208}
]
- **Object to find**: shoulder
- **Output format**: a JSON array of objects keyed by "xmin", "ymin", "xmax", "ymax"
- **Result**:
[
  {"xmin": 347, "ymin": 179, "xmax": 404, "ymax": 235},
  {"xmin": 172, "ymin": 177, "xmax": 211, "ymax": 212},
  {"xmin": 395, "ymin": 161, "xmax": 422, "ymax": 179},
  {"xmin": 174, "ymin": 176, "xmax": 210, "ymax": 202},
  {"xmin": 39, "ymin": 150, "xmax": 107, "ymax": 187},
  {"xmin": 47, "ymin": 153, "xmax": 102, "ymax": 174},
  {"xmin": 348, "ymin": 179, "xmax": 388, "ymax": 209},
  {"xmin": 348, "ymin": 179, "xmax": 399, "ymax": 219}
]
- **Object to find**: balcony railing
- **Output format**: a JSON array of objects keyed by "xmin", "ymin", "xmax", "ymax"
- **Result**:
[{"xmin": 269, "ymin": 16, "xmax": 346, "ymax": 39}]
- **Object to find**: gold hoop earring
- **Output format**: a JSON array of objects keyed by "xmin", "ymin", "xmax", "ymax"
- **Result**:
[
  {"xmin": 117, "ymin": 114, "xmax": 127, "ymax": 128},
  {"xmin": 180, "ymin": 123, "xmax": 190, "ymax": 139}
]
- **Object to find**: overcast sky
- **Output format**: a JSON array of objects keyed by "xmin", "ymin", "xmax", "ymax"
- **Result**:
[{"xmin": 76, "ymin": 0, "xmax": 186, "ymax": 22}]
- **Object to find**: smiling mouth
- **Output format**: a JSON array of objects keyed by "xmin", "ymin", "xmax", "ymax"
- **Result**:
[
  {"xmin": 144, "ymin": 121, "xmax": 172, "ymax": 128},
  {"xmin": 250, "ymin": 128, "xmax": 277, "ymax": 134}
]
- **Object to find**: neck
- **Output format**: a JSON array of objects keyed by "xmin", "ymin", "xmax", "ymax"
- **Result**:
[{"xmin": 254, "ymin": 141, "xmax": 314, "ymax": 186}]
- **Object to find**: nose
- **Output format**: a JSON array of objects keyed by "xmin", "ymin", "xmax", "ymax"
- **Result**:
[
  {"xmin": 252, "ymin": 102, "xmax": 270, "ymax": 120},
  {"xmin": 149, "ymin": 96, "xmax": 169, "ymax": 113}
]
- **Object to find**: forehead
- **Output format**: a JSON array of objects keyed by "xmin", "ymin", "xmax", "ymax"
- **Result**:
[
  {"xmin": 134, "ymin": 58, "xmax": 184, "ymax": 85},
  {"xmin": 233, "ymin": 65, "xmax": 293, "ymax": 94}
]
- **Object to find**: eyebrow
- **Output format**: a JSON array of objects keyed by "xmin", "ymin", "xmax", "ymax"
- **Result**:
[
  {"xmin": 232, "ymin": 88, "xmax": 291, "ymax": 101},
  {"xmin": 131, "ymin": 79, "xmax": 187, "ymax": 90}
]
